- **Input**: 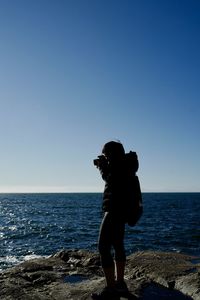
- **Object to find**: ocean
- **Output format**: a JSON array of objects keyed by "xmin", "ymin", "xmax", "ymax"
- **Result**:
[{"xmin": 0, "ymin": 193, "xmax": 200, "ymax": 271}]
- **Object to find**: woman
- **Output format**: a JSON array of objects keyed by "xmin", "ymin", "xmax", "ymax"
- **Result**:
[{"xmin": 92, "ymin": 141, "xmax": 139, "ymax": 300}]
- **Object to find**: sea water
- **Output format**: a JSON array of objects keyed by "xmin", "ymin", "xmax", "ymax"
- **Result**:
[{"xmin": 0, "ymin": 193, "xmax": 200, "ymax": 271}]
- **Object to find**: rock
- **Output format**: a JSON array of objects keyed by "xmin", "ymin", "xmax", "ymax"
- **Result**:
[
  {"xmin": 0, "ymin": 249, "xmax": 199, "ymax": 300},
  {"xmin": 126, "ymin": 251, "xmax": 200, "ymax": 300}
]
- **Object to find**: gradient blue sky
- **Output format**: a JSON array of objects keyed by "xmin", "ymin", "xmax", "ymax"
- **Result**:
[{"xmin": 0, "ymin": 0, "xmax": 199, "ymax": 192}]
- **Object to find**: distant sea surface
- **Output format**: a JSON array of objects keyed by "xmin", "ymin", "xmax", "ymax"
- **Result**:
[{"xmin": 0, "ymin": 193, "xmax": 200, "ymax": 271}]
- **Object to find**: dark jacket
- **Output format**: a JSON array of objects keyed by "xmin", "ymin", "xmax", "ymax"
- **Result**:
[{"xmin": 99, "ymin": 152, "xmax": 139, "ymax": 216}]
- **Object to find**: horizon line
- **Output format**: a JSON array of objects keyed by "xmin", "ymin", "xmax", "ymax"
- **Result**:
[
  {"xmin": 0, "ymin": 186, "xmax": 199, "ymax": 194},
  {"xmin": 0, "ymin": 191, "xmax": 199, "ymax": 194}
]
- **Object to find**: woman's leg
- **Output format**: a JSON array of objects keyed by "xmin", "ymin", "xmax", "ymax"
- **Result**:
[
  {"xmin": 112, "ymin": 215, "xmax": 126, "ymax": 283},
  {"xmin": 98, "ymin": 213, "xmax": 126, "ymax": 285},
  {"xmin": 115, "ymin": 261, "xmax": 126, "ymax": 282},
  {"xmin": 98, "ymin": 212, "xmax": 115, "ymax": 288}
]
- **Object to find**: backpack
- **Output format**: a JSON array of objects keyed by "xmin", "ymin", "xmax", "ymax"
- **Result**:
[
  {"xmin": 124, "ymin": 151, "xmax": 143, "ymax": 226},
  {"xmin": 126, "ymin": 175, "xmax": 143, "ymax": 226}
]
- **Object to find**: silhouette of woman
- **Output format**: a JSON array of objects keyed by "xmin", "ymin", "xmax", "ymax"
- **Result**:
[{"xmin": 92, "ymin": 141, "xmax": 139, "ymax": 300}]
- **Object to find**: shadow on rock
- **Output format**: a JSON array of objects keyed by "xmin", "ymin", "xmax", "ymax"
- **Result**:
[{"xmin": 141, "ymin": 283, "xmax": 193, "ymax": 300}]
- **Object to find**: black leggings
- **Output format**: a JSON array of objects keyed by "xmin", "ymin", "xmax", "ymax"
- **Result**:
[{"xmin": 98, "ymin": 212, "xmax": 126, "ymax": 268}]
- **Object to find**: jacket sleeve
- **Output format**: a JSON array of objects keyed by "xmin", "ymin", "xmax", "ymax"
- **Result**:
[{"xmin": 98, "ymin": 164, "xmax": 111, "ymax": 182}]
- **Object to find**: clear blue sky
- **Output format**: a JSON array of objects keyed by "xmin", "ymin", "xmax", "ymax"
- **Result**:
[{"xmin": 0, "ymin": 0, "xmax": 199, "ymax": 192}]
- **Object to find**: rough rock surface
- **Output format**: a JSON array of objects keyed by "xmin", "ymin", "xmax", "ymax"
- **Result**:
[{"xmin": 0, "ymin": 249, "xmax": 199, "ymax": 300}]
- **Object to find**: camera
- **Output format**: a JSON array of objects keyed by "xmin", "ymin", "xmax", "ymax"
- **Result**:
[{"xmin": 93, "ymin": 155, "xmax": 107, "ymax": 168}]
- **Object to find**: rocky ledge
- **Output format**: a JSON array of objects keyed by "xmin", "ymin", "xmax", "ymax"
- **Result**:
[{"xmin": 0, "ymin": 250, "xmax": 199, "ymax": 300}]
